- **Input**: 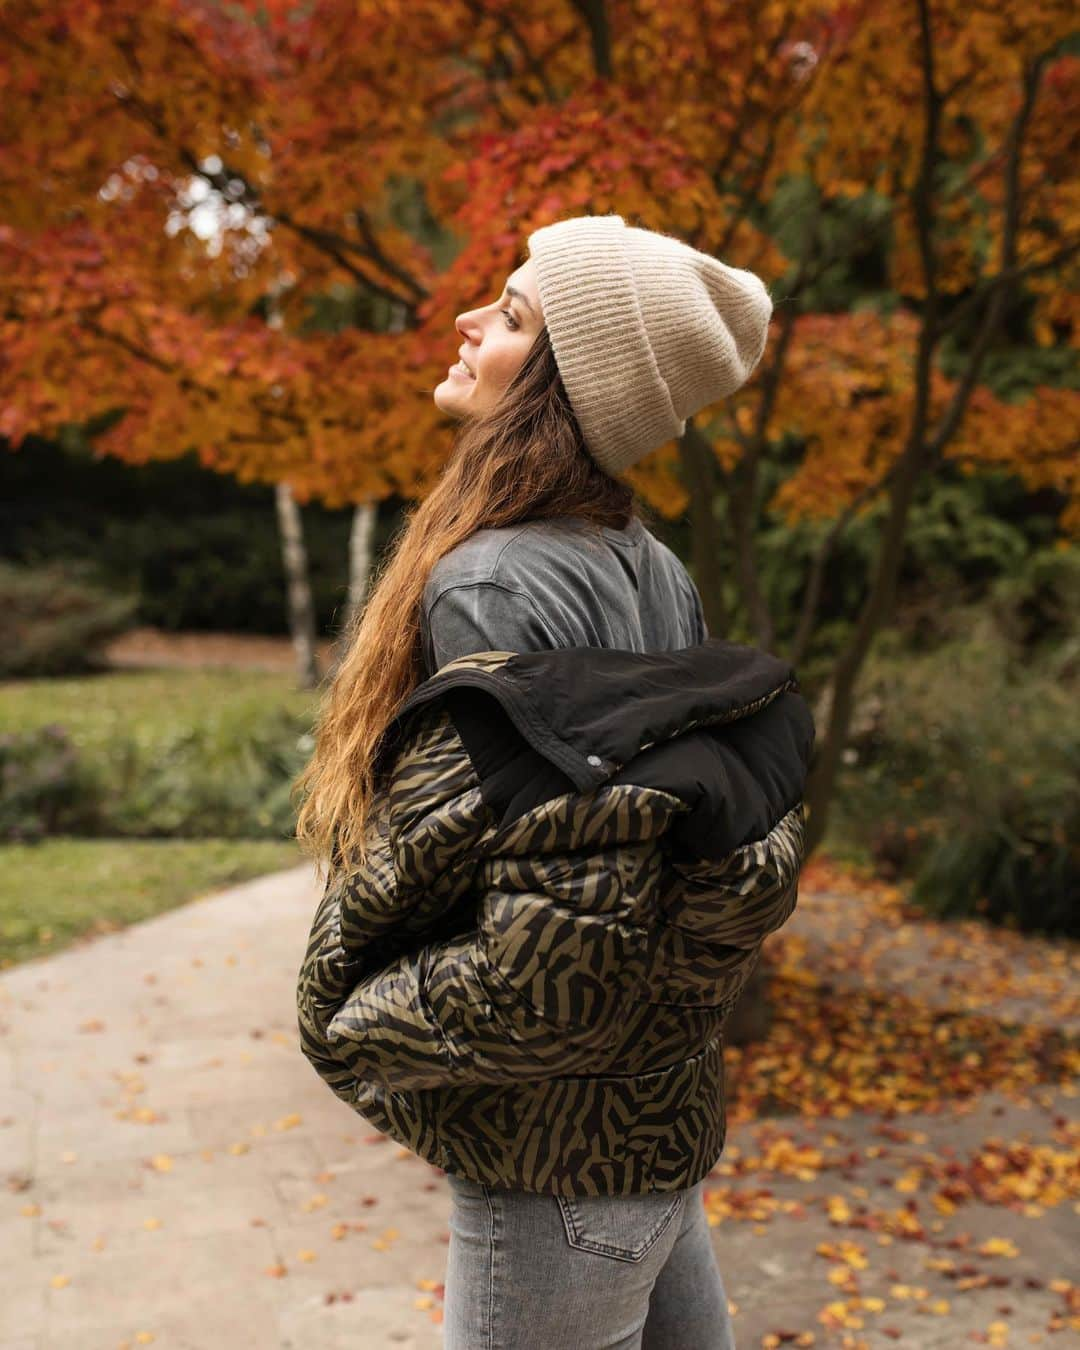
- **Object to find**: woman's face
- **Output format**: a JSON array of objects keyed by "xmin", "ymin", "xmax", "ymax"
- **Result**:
[{"xmin": 433, "ymin": 258, "xmax": 544, "ymax": 419}]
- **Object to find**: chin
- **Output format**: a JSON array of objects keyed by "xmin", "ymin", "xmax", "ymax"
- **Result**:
[{"xmin": 434, "ymin": 383, "xmax": 471, "ymax": 417}]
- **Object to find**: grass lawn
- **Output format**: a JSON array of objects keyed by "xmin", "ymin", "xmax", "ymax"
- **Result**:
[
  {"xmin": 0, "ymin": 836, "xmax": 306, "ymax": 970},
  {"xmin": 0, "ymin": 667, "xmax": 321, "ymax": 969},
  {"xmin": 0, "ymin": 666, "xmax": 318, "ymax": 749}
]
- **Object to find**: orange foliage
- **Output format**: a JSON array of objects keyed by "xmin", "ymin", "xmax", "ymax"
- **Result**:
[{"xmin": 0, "ymin": 0, "xmax": 1075, "ymax": 531}]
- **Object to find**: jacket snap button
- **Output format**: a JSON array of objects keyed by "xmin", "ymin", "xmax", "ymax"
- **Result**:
[{"xmin": 586, "ymin": 754, "xmax": 603, "ymax": 767}]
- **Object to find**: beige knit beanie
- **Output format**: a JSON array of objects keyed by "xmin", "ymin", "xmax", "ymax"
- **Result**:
[{"xmin": 526, "ymin": 213, "xmax": 773, "ymax": 477}]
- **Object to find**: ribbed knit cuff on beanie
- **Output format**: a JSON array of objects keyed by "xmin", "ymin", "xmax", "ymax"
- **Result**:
[{"xmin": 526, "ymin": 214, "xmax": 773, "ymax": 478}]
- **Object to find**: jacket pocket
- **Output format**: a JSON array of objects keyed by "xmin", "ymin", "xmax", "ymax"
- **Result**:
[{"xmin": 556, "ymin": 1189, "xmax": 685, "ymax": 1263}]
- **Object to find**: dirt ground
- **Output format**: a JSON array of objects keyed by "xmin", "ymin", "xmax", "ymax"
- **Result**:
[{"xmin": 104, "ymin": 626, "xmax": 340, "ymax": 674}]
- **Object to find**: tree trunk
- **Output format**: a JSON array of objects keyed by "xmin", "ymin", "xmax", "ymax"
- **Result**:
[
  {"xmin": 346, "ymin": 501, "xmax": 376, "ymax": 627},
  {"xmin": 722, "ymin": 960, "xmax": 772, "ymax": 1047},
  {"xmin": 274, "ymin": 481, "xmax": 321, "ymax": 690},
  {"xmin": 726, "ymin": 454, "xmax": 775, "ymax": 652},
  {"xmin": 678, "ymin": 423, "xmax": 727, "ymax": 636},
  {"xmin": 326, "ymin": 500, "xmax": 378, "ymax": 679},
  {"xmin": 678, "ymin": 425, "xmax": 775, "ymax": 1042},
  {"xmin": 802, "ymin": 440, "xmax": 926, "ymax": 855}
]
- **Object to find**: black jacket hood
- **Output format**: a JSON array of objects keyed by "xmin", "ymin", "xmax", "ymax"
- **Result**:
[{"xmin": 379, "ymin": 638, "xmax": 816, "ymax": 860}]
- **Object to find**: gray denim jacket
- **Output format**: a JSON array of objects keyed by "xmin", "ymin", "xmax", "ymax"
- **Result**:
[{"xmin": 420, "ymin": 514, "xmax": 707, "ymax": 677}]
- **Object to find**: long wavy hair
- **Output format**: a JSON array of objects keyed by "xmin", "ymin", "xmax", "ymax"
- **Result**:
[{"xmin": 292, "ymin": 323, "xmax": 655, "ymax": 888}]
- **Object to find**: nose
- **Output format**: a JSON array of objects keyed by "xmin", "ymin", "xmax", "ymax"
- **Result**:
[{"xmin": 455, "ymin": 311, "xmax": 479, "ymax": 340}]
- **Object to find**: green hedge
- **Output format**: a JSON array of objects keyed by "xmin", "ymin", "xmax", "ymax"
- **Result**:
[
  {"xmin": 0, "ymin": 725, "xmax": 95, "ymax": 841},
  {"xmin": 0, "ymin": 669, "xmax": 316, "ymax": 842},
  {"xmin": 833, "ymin": 547, "xmax": 1079, "ymax": 937},
  {"xmin": 0, "ymin": 715, "xmax": 311, "ymax": 842}
]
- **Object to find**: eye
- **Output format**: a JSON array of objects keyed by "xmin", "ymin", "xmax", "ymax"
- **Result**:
[{"xmin": 500, "ymin": 307, "xmax": 519, "ymax": 331}]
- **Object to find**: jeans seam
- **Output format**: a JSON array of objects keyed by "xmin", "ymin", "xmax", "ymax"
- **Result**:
[{"xmin": 483, "ymin": 1183, "xmax": 496, "ymax": 1350}]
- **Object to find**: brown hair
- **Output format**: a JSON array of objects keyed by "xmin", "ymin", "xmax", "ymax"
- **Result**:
[{"xmin": 292, "ymin": 324, "xmax": 654, "ymax": 888}]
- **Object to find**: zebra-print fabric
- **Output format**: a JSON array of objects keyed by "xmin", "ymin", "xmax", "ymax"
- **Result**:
[{"xmin": 297, "ymin": 655, "xmax": 808, "ymax": 1197}]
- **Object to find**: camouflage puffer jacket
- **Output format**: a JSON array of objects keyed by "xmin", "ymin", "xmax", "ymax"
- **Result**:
[{"xmin": 297, "ymin": 638, "xmax": 815, "ymax": 1198}]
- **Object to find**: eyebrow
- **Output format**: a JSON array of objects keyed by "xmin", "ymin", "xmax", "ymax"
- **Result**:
[{"xmin": 505, "ymin": 284, "xmax": 537, "ymax": 319}]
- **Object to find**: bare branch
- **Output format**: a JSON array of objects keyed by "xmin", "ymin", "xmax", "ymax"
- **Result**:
[
  {"xmin": 568, "ymin": 0, "xmax": 612, "ymax": 78},
  {"xmin": 937, "ymin": 236, "xmax": 1080, "ymax": 336},
  {"xmin": 912, "ymin": 0, "xmax": 943, "ymax": 331},
  {"xmin": 925, "ymin": 54, "xmax": 1048, "ymax": 461},
  {"xmin": 346, "ymin": 206, "xmax": 429, "ymax": 302},
  {"xmin": 788, "ymin": 456, "xmax": 904, "ymax": 668},
  {"xmin": 460, "ymin": 0, "xmax": 559, "ymax": 102},
  {"xmin": 262, "ymin": 210, "xmax": 422, "ymax": 310}
]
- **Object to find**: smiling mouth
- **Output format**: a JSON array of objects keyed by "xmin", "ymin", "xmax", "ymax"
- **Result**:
[{"xmin": 450, "ymin": 360, "xmax": 476, "ymax": 380}]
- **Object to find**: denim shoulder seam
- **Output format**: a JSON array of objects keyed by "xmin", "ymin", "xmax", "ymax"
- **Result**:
[{"xmin": 425, "ymin": 579, "xmax": 569, "ymax": 649}]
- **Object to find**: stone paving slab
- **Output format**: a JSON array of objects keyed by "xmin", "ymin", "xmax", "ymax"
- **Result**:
[
  {"xmin": 0, "ymin": 865, "xmax": 452, "ymax": 1349},
  {"xmin": 703, "ymin": 1082, "xmax": 1078, "ymax": 1346},
  {"xmin": 1, "ymin": 862, "xmax": 1076, "ymax": 1348}
]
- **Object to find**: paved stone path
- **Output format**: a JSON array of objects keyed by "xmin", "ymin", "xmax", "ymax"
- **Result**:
[{"xmin": 1, "ymin": 863, "xmax": 1076, "ymax": 1348}]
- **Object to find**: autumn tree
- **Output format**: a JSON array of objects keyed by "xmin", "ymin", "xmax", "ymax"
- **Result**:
[{"xmin": 2, "ymin": 0, "xmax": 1077, "ymax": 830}]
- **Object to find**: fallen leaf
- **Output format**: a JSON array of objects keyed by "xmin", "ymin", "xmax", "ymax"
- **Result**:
[{"xmin": 979, "ymin": 1237, "xmax": 1020, "ymax": 1258}]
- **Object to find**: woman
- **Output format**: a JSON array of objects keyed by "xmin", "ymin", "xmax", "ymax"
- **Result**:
[{"xmin": 294, "ymin": 214, "xmax": 797, "ymax": 1348}]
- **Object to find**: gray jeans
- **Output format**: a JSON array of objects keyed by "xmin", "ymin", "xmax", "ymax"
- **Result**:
[{"xmin": 443, "ymin": 1174, "xmax": 737, "ymax": 1349}]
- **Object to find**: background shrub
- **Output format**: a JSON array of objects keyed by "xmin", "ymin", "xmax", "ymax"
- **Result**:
[
  {"xmin": 0, "ymin": 669, "xmax": 315, "ymax": 842},
  {"xmin": 0, "ymin": 560, "xmax": 139, "ymax": 678},
  {"xmin": 832, "ymin": 548, "xmax": 1079, "ymax": 937},
  {"xmin": 93, "ymin": 707, "xmax": 312, "ymax": 839},
  {"xmin": 0, "ymin": 725, "xmax": 98, "ymax": 841}
]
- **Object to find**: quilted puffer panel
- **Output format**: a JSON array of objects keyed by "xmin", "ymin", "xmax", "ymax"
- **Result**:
[
  {"xmin": 659, "ymin": 803, "xmax": 805, "ymax": 949},
  {"xmin": 482, "ymin": 783, "xmax": 690, "ymax": 858},
  {"xmin": 328, "ymin": 709, "xmax": 492, "ymax": 969},
  {"xmin": 646, "ymin": 922, "xmax": 762, "ymax": 1010},
  {"xmin": 296, "ymin": 876, "xmax": 366, "ymax": 1108},
  {"xmin": 633, "ymin": 803, "xmax": 803, "ymax": 1007},
  {"xmin": 386, "ymin": 703, "xmax": 493, "ymax": 895}
]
